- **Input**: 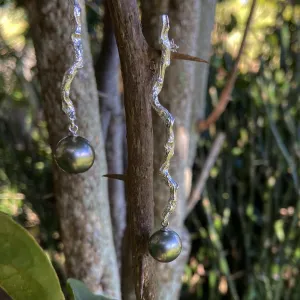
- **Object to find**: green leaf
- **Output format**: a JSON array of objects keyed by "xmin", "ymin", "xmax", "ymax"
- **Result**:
[
  {"xmin": 0, "ymin": 212, "xmax": 64, "ymax": 300},
  {"xmin": 208, "ymin": 271, "xmax": 217, "ymax": 289},
  {"xmin": 274, "ymin": 219, "xmax": 285, "ymax": 242},
  {"xmin": 67, "ymin": 279, "xmax": 115, "ymax": 300}
]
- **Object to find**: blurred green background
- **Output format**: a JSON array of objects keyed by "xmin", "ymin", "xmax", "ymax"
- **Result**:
[{"xmin": 0, "ymin": 0, "xmax": 299, "ymax": 299}]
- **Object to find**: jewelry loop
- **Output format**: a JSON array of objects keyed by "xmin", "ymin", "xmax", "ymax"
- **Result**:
[
  {"xmin": 161, "ymin": 220, "xmax": 169, "ymax": 228},
  {"xmin": 69, "ymin": 122, "xmax": 78, "ymax": 136}
]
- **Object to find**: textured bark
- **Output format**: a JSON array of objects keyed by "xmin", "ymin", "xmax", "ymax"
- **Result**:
[
  {"xmin": 142, "ymin": 0, "xmax": 200, "ymax": 227},
  {"xmin": 153, "ymin": 1, "xmax": 199, "ymax": 297},
  {"xmin": 189, "ymin": 0, "xmax": 217, "ymax": 168},
  {"xmin": 95, "ymin": 2, "xmax": 126, "ymax": 267},
  {"xmin": 107, "ymin": 1, "xmax": 157, "ymax": 299},
  {"xmin": 121, "ymin": 227, "xmax": 136, "ymax": 300},
  {"xmin": 141, "ymin": 1, "xmax": 216, "ymax": 299},
  {"xmin": 23, "ymin": 1, "xmax": 121, "ymax": 298},
  {"xmin": 163, "ymin": 0, "xmax": 201, "ymax": 225}
]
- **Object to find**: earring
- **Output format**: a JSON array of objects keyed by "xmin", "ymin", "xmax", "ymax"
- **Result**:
[
  {"xmin": 54, "ymin": 0, "xmax": 95, "ymax": 174},
  {"xmin": 148, "ymin": 15, "xmax": 182, "ymax": 263}
]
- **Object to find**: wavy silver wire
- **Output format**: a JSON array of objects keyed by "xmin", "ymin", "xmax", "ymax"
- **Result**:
[
  {"xmin": 61, "ymin": 0, "xmax": 83, "ymax": 136},
  {"xmin": 152, "ymin": 15, "xmax": 179, "ymax": 228}
]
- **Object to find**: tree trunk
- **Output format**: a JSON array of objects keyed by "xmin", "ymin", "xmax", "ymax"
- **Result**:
[
  {"xmin": 95, "ymin": 2, "xmax": 126, "ymax": 268},
  {"xmin": 189, "ymin": 0, "xmax": 217, "ymax": 167},
  {"xmin": 23, "ymin": 0, "xmax": 121, "ymax": 298},
  {"xmin": 107, "ymin": 1, "xmax": 157, "ymax": 299},
  {"xmin": 141, "ymin": 1, "xmax": 216, "ymax": 299},
  {"xmin": 152, "ymin": 1, "xmax": 200, "ymax": 298}
]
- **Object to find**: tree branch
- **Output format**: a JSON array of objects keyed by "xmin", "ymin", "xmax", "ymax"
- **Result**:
[
  {"xmin": 198, "ymin": 0, "xmax": 257, "ymax": 132},
  {"xmin": 186, "ymin": 133, "xmax": 226, "ymax": 215},
  {"xmin": 170, "ymin": 51, "xmax": 208, "ymax": 64},
  {"xmin": 103, "ymin": 174, "xmax": 126, "ymax": 181},
  {"xmin": 107, "ymin": 1, "xmax": 156, "ymax": 299}
]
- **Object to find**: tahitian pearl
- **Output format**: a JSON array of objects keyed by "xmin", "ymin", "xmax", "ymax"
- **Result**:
[
  {"xmin": 54, "ymin": 135, "xmax": 95, "ymax": 174},
  {"xmin": 149, "ymin": 228, "xmax": 182, "ymax": 263}
]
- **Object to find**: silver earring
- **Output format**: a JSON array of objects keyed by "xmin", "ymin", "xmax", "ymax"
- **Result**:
[
  {"xmin": 148, "ymin": 15, "xmax": 182, "ymax": 263},
  {"xmin": 54, "ymin": 0, "xmax": 95, "ymax": 174}
]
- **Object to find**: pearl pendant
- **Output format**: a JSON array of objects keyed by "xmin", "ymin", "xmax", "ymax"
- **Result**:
[
  {"xmin": 149, "ymin": 228, "xmax": 182, "ymax": 263},
  {"xmin": 54, "ymin": 135, "xmax": 95, "ymax": 174}
]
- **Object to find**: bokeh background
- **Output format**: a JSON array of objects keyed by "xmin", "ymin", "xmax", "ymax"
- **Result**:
[{"xmin": 0, "ymin": 0, "xmax": 299, "ymax": 299}]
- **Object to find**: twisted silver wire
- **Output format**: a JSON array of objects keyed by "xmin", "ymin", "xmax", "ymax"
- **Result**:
[
  {"xmin": 61, "ymin": 0, "xmax": 83, "ymax": 135},
  {"xmin": 152, "ymin": 15, "xmax": 179, "ymax": 228}
]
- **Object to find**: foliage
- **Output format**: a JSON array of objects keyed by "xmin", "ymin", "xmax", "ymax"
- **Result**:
[
  {"xmin": 0, "ymin": 213, "xmax": 115, "ymax": 300},
  {"xmin": 0, "ymin": 0, "xmax": 61, "ymax": 273},
  {"xmin": 67, "ymin": 279, "xmax": 116, "ymax": 300},
  {"xmin": 0, "ymin": 212, "xmax": 64, "ymax": 300}
]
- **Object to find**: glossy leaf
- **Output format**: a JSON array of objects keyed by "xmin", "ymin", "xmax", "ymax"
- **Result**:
[
  {"xmin": 67, "ymin": 279, "xmax": 115, "ymax": 300},
  {"xmin": 0, "ymin": 212, "xmax": 64, "ymax": 300}
]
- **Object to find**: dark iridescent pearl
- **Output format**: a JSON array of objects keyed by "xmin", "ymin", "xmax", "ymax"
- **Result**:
[
  {"xmin": 54, "ymin": 135, "xmax": 95, "ymax": 174},
  {"xmin": 149, "ymin": 228, "xmax": 182, "ymax": 263}
]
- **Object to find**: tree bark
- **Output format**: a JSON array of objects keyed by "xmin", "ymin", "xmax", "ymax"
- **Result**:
[
  {"xmin": 188, "ymin": 0, "xmax": 216, "ymax": 167},
  {"xmin": 95, "ymin": 2, "xmax": 126, "ymax": 268},
  {"xmin": 23, "ymin": 0, "xmax": 121, "ymax": 298},
  {"xmin": 107, "ymin": 1, "xmax": 157, "ymax": 299},
  {"xmin": 141, "ymin": 1, "xmax": 216, "ymax": 299},
  {"xmin": 153, "ymin": 1, "xmax": 200, "ymax": 298}
]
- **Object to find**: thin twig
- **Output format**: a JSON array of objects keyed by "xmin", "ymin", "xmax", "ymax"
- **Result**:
[
  {"xmin": 98, "ymin": 90, "xmax": 109, "ymax": 98},
  {"xmin": 186, "ymin": 133, "xmax": 226, "ymax": 215},
  {"xmin": 198, "ymin": 0, "xmax": 257, "ymax": 132},
  {"xmin": 170, "ymin": 52, "xmax": 208, "ymax": 64},
  {"xmin": 154, "ymin": 50, "xmax": 208, "ymax": 64},
  {"xmin": 103, "ymin": 173, "xmax": 127, "ymax": 181}
]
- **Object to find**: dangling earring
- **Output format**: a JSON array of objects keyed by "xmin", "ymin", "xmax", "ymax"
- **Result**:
[
  {"xmin": 54, "ymin": 0, "xmax": 95, "ymax": 174},
  {"xmin": 148, "ymin": 15, "xmax": 182, "ymax": 263}
]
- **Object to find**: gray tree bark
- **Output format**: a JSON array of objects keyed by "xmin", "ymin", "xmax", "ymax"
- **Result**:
[
  {"xmin": 141, "ymin": 1, "xmax": 216, "ymax": 299},
  {"xmin": 95, "ymin": 2, "xmax": 126, "ymax": 267},
  {"xmin": 23, "ymin": 0, "xmax": 121, "ymax": 298},
  {"xmin": 145, "ymin": 2, "xmax": 200, "ymax": 299},
  {"xmin": 189, "ymin": 0, "xmax": 217, "ymax": 167}
]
